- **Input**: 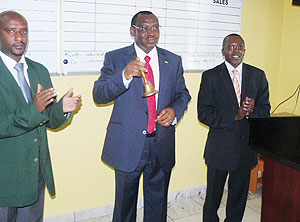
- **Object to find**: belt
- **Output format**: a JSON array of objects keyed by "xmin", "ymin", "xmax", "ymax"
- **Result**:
[{"xmin": 146, "ymin": 130, "xmax": 156, "ymax": 137}]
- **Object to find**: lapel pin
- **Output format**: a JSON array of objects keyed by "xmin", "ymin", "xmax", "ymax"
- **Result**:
[{"xmin": 164, "ymin": 61, "xmax": 168, "ymax": 64}]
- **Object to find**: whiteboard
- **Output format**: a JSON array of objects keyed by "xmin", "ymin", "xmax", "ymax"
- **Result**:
[{"xmin": 1, "ymin": 0, "xmax": 243, "ymax": 75}]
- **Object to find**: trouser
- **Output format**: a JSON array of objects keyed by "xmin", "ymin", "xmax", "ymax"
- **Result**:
[
  {"xmin": 113, "ymin": 137, "xmax": 172, "ymax": 222},
  {"xmin": 0, "ymin": 175, "xmax": 45, "ymax": 222},
  {"xmin": 203, "ymin": 166, "xmax": 251, "ymax": 222}
]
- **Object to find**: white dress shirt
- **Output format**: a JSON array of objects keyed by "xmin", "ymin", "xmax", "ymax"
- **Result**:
[
  {"xmin": 122, "ymin": 44, "xmax": 160, "ymax": 104},
  {"xmin": 225, "ymin": 60, "xmax": 243, "ymax": 92},
  {"xmin": 122, "ymin": 44, "xmax": 177, "ymax": 125},
  {"xmin": 0, "ymin": 51, "xmax": 31, "ymax": 87}
]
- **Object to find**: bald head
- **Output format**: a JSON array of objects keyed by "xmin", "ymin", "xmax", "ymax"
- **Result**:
[
  {"xmin": 0, "ymin": 11, "xmax": 27, "ymax": 28},
  {"xmin": 0, "ymin": 11, "xmax": 28, "ymax": 61}
]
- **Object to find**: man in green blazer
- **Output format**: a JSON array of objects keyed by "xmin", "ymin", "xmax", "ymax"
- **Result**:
[{"xmin": 0, "ymin": 11, "xmax": 81, "ymax": 222}]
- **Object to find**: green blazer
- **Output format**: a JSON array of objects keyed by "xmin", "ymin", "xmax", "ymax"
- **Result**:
[{"xmin": 0, "ymin": 57, "xmax": 67, "ymax": 207}]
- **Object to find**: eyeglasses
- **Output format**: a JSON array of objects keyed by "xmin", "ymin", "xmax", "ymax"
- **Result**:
[
  {"xmin": 227, "ymin": 45, "xmax": 245, "ymax": 51},
  {"xmin": 132, "ymin": 25, "xmax": 160, "ymax": 32}
]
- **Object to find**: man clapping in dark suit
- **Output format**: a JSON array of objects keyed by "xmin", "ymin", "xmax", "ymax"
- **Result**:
[
  {"xmin": 0, "ymin": 11, "xmax": 81, "ymax": 222},
  {"xmin": 93, "ymin": 11, "xmax": 191, "ymax": 222},
  {"xmin": 197, "ymin": 34, "xmax": 270, "ymax": 222}
]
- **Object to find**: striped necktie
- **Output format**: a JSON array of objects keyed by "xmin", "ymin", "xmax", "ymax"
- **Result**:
[
  {"xmin": 232, "ymin": 69, "xmax": 241, "ymax": 106},
  {"xmin": 144, "ymin": 55, "xmax": 157, "ymax": 134},
  {"xmin": 14, "ymin": 63, "xmax": 32, "ymax": 103}
]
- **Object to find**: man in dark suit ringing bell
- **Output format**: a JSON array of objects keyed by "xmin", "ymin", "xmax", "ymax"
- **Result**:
[{"xmin": 93, "ymin": 11, "xmax": 191, "ymax": 222}]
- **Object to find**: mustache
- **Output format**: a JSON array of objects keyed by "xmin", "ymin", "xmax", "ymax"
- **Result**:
[
  {"xmin": 12, "ymin": 42, "xmax": 26, "ymax": 48},
  {"xmin": 11, "ymin": 42, "xmax": 27, "ymax": 57}
]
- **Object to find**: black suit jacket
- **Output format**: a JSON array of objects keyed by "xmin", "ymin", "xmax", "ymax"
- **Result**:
[{"xmin": 197, "ymin": 62, "xmax": 270, "ymax": 171}]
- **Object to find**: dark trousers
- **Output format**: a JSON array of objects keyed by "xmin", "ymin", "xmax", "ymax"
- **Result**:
[
  {"xmin": 203, "ymin": 166, "xmax": 251, "ymax": 222},
  {"xmin": 113, "ymin": 137, "xmax": 172, "ymax": 222},
  {"xmin": 0, "ymin": 175, "xmax": 45, "ymax": 222}
]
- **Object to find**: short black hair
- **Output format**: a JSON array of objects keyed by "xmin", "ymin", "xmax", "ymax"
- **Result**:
[
  {"xmin": 222, "ymin": 33, "xmax": 244, "ymax": 49},
  {"xmin": 131, "ymin": 11, "xmax": 153, "ymax": 26}
]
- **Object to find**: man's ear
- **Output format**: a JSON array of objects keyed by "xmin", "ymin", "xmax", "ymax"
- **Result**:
[{"xmin": 130, "ymin": 26, "xmax": 135, "ymax": 37}]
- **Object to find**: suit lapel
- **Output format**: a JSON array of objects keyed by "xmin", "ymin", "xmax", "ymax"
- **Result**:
[
  {"xmin": 241, "ymin": 64, "xmax": 249, "ymax": 103},
  {"xmin": 157, "ymin": 47, "xmax": 169, "ymax": 113},
  {"xmin": 0, "ymin": 57, "xmax": 27, "ymax": 104},
  {"xmin": 218, "ymin": 63, "xmax": 240, "ymax": 107},
  {"xmin": 26, "ymin": 58, "xmax": 38, "ymax": 98}
]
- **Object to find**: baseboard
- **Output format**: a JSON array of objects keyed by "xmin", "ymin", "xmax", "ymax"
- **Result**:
[{"xmin": 44, "ymin": 185, "xmax": 207, "ymax": 222}]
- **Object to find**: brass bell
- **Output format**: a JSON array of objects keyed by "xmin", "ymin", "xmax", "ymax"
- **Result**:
[{"xmin": 136, "ymin": 57, "xmax": 158, "ymax": 97}]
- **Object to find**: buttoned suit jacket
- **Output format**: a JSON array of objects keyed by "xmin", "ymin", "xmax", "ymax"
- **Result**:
[
  {"xmin": 93, "ymin": 44, "xmax": 191, "ymax": 173},
  {"xmin": 0, "ymin": 57, "xmax": 67, "ymax": 207},
  {"xmin": 197, "ymin": 62, "xmax": 270, "ymax": 171}
]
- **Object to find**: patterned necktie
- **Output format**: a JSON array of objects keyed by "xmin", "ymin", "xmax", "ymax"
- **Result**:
[
  {"xmin": 232, "ymin": 69, "xmax": 241, "ymax": 106},
  {"xmin": 144, "ymin": 55, "xmax": 157, "ymax": 133},
  {"xmin": 14, "ymin": 63, "xmax": 32, "ymax": 103}
]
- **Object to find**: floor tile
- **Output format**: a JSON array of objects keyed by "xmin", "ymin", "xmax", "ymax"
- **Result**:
[
  {"xmin": 173, "ymin": 213, "xmax": 202, "ymax": 222},
  {"xmin": 191, "ymin": 194, "xmax": 205, "ymax": 206},
  {"xmin": 167, "ymin": 197, "xmax": 202, "ymax": 220},
  {"xmin": 77, "ymin": 188, "xmax": 262, "ymax": 222},
  {"xmin": 76, "ymin": 214, "xmax": 112, "ymax": 222},
  {"xmin": 247, "ymin": 188, "xmax": 262, "ymax": 214},
  {"xmin": 211, "ymin": 194, "xmax": 261, "ymax": 222},
  {"xmin": 247, "ymin": 195, "xmax": 262, "ymax": 214},
  {"xmin": 192, "ymin": 191, "xmax": 228, "ymax": 208},
  {"xmin": 217, "ymin": 206, "xmax": 260, "ymax": 222},
  {"xmin": 243, "ymin": 207, "xmax": 261, "ymax": 222}
]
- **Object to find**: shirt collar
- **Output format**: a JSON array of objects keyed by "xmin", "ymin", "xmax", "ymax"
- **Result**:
[
  {"xmin": 134, "ymin": 43, "xmax": 157, "ymax": 62},
  {"xmin": 0, "ymin": 51, "xmax": 28, "ymax": 70},
  {"xmin": 225, "ymin": 60, "xmax": 243, "ymax": 74}
]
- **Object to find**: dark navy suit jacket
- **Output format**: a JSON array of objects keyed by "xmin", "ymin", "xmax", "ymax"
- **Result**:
[
  {"xmin": 197, "ymin": 62, "xmax": 270, "ymax": 171},
  {"xmin": 93, "ymin": 44, "xmax": 191, "ymax": 172}
]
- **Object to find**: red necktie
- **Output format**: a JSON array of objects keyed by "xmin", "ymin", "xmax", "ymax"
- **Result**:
[{"xmin": 144, "ymin": 56, "xmax": 157, "ymax": 133}]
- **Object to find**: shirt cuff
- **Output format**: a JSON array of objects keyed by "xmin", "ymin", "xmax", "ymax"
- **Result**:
[
  {"xmin": 172, "ymin": 116, "xmax": 177, "ymax": 126},
  {"xmin": 122, "ymin": 70, "xmax": 133, "ymax": 89},
  {"xmin": 64, "ymin": 112, "xmax": 72, "ymax": 119}
]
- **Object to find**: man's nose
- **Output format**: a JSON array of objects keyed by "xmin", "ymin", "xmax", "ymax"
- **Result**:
[
  {"xmin": 14, "ymin": 31, "xmax": 22, "ymax": 40},
  {"xmin": 147, "ymin": 29, "xmax": 156, "ymax": 36}
]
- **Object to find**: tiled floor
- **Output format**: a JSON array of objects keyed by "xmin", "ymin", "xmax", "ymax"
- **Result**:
[{"xmin": 78, "ymin": 188, "xmax": 262, "ymax": 222}]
